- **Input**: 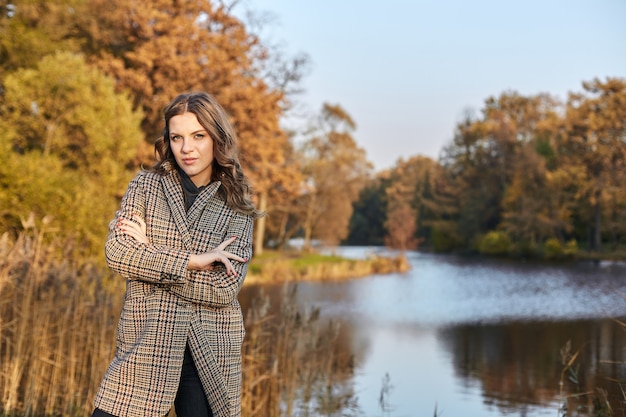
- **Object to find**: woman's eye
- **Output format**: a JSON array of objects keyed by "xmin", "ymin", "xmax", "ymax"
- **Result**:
[
  {"xmin": 170, "ymin": 135, "xmax": 181, "ymax": 141},
  {"xmin": 194, "ymin": 134, "xmax": 205, "ymax": 140}
]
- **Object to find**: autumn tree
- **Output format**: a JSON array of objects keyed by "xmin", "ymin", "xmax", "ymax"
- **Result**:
[
  {"xmin": 0, "ymin": 51, "xmax": 142, "ymax": 253},
  {"xmin": 257, "ymin": 136, "xmax": 307, "ymax": 250},
  {"xmin": 384, "ymin": 201, "xmax": 418, "ymax": 250},
  {"xmin": 380, "ymin": 156, "xmax": 437, "ymax": 250},
  {"xmin": 422, "ymin": 165, "xmax": 462, "ymax": 252},
  {"xmin": 300, "ymin": 104, "xmax": 372, "ymax": 249},
  {"xmin": 559, "ymin": 77, "xmax": 626, "ymax": 250},
  {"xmin": 491, "ymin": 94, "xmax": 581, "ymax": 250},
  {"xmin": 499, "ymin": 145, "xmax": 583, "ymax": 253},
  {"xmin": 439, "ymin": 93, "xmax": 560, "ymax": 248},
  {"xmin": 72, "ymin": 0, "xmax": 307, "ymax": 254}
]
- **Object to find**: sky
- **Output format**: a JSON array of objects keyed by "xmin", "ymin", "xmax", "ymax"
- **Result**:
[{"xmin": 236, "ymin": 0, "xmax": 626, "ymax": 171}]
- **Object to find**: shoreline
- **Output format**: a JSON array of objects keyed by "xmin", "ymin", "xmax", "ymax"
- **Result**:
[{"xmin": 244, "ymin": 251, "xmax": 410, "ymax": 284}]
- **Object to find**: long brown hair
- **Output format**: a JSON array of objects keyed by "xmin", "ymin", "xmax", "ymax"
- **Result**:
[{"xmin": 153, "ymin": 92, "xmax": 261, "ymax": 218}]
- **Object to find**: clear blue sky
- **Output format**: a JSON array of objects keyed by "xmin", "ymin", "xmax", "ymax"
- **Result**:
[{"xmin": 237, "ymin": 0, "xmax": 626, "ymax": 171}]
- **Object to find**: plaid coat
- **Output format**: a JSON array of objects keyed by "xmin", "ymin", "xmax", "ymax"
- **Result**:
[{"xmin": 94, "ymin": 164, "xmax": 253, "ymax": 417}]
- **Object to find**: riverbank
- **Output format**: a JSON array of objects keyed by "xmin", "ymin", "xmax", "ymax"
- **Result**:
[{"xmin": 245, "ymin": 250, "xmax": 410, "ymax": 284}]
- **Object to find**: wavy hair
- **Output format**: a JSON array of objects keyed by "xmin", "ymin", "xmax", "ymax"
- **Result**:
[{"xmin": 153, "ymin": 92, "xmax": 261, "ymax": 218}]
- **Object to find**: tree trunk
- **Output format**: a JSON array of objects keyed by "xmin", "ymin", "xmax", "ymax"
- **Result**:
[
  {"xmin": 592, "ymin": 189, "xmax": 602, "ymax": 251},
  {"xmin": 276, "ymin": 211, "xmax": 288, "ymax": 250},
  {"xmin": 254, "ymin": 190, "xmax": 267, "ymax": 255},
  {"xmin": 303, "ymin": 197, "xmax": 315, "ymax": 252},
  {"xmin": 303, "ymin": 216, "xmax": 312, "ymax": 252}
]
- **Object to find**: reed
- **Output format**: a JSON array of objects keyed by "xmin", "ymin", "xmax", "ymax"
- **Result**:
[
  {"xmin": 0, "ymin": 224, "xmax": 122, "ymax": 416},
  {"xmin": 558, "ymin": 338, "xmax": 625, "ymax": 417},
  {"xmin": 241, "ymin": 285, "xmax": 359, "ymax": 417},
  {"xmin": 0, "ymin": 226, "xmax": 361, "ymax": 416}
]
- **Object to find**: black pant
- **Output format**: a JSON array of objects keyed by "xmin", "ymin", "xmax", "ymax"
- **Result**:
[
  {"xmin": 175, "ymin": 345, "xmax": 213, "ymax": 417},
  {"xmin": 91, "ymin": 345, "xmax": 212, "ymax": 417}
]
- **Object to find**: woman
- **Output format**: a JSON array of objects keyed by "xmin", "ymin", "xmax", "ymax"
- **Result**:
[{"xmin": 92, "ymin": 92, "xmax": 260, "ymax": 417}]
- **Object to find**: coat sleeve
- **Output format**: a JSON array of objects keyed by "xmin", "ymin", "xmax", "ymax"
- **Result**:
[
  {"xmin": 104, "ymin": 172, "xmax": 190, "ymax": 285},
  {"xmin": 168, "ymin": 211, "xmax": 254, "ymax": 308}
]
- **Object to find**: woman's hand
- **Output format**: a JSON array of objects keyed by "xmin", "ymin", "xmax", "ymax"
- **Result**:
[
  {"xmin": 117, "ymin": 215, "xmax": 149, "ymax": 244},
  {"xmin": 187, "ymin": 236, "xmax": 248, "ymax": 276}
]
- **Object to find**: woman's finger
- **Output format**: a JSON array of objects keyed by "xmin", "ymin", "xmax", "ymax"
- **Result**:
[
  {"xmin": 118, "ymin": 219, "xmax": 149, "ymax": 244},
  {"xmin": 222, "ymin": 258, "xmax": 237, "ymax": 276},
  {"xmin": 119, "ymin": 222, "xmax": 141, "ymax": 235},
  {"xmin": 215, "ymin": 236, "xmax": 237, "ymax": 251},
  {"xmin": 224, "ymin": 252, "xmax": 246, "ymax": 263},
  {"xmin": 134, "ymin": 215, "xmax": 147, "ymax": 234}
]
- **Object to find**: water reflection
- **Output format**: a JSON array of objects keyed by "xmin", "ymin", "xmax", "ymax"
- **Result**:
[
  {"xmin": 439, "ymin": 319, "xmax": 626, "ymax": 415},
  {"xmin": 240, "ymin": 250, "xmax": 626, "ymax": 416}
]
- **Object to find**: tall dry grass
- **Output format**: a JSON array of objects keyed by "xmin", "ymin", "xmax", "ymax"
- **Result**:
[
  {"xmin": 0, "ymin": 224, "xmax": 359, "ymax": 416},
  {"xmin": 241, "ymin": 285, "xmax": 358, "ymax": 417},
  {"xmin": 0, "ymin": 221, "xmax": 121, "ymax": 416}
]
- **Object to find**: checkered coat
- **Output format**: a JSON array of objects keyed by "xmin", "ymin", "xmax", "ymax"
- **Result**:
[{"xmin": 94, "ymin": 164, "xmax": 253, "ymax": 417}]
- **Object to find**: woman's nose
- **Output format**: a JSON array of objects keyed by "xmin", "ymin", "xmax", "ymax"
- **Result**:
[{"xmin": 181, "ymin": 138, "xmax": 192, "ymax": 153}]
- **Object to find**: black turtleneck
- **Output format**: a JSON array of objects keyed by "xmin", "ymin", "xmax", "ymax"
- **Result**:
[{"xmin": 178, "ymin": 168, "xmax": 208, "ymax": 211}]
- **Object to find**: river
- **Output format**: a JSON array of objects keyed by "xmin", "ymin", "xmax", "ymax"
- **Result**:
[{"xmin": 239, "ymin": 248, "xmax": 626, "ymax": 417}]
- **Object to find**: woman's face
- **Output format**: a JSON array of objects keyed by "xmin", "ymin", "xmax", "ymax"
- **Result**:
[{"xmin": 169, "ymin": 112, "xmax": 215, "ymax": 187}]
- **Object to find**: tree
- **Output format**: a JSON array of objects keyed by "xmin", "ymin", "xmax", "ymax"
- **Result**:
[
  {"xmin": 344, "ymin": 177, "xmax": 388, "ymax": 246},
  {"xmin": 300, "ymin": 104, "xmax": 372, "ymax": 248},
  {"xmin": 559, "ymin": 77, "xmax": 626, "ymax": 250},
  {"xmin": 381, "ymin": 156, "xmax": 439, "ymax": 250},
  {"xmin": 499, "ymin": 145, "xmax": 582, "ymax": 252},
  {"xmin": 72, "ymin": 0, "xmax": 306, "ymax": 254},
  {"xmin": 1, "ymin": 0, "xmax": 310, "ymax": 257},
  {"xmin": 440, "ymin": 92, "xmax": 561, "ymax": 249},
  {"xmin": 424, "ymin": 167, "xmax": 463, "ymax": 252},
  {"xmin": 258, "ymin": 135, "xmax": 306, "ymax": 250},
  {"xmin": 0, "ymin": 0, "xmax": 82, "ymax": 79},
  {"xmin": 0, "ymin": 51, "xmax": 142, "ymax": 253},
  {"xmin": 384, "ymin": 201, "xmax": 418, "ymax": 251}
]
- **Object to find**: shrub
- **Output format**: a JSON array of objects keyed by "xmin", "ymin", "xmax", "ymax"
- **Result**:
[
  {"xmin": 430, "ymin": 226, "xmax": 461, "ymax": 253},
  {"xmin": 544, "ymin": 238, "xmax": 578, "ymax": 260},
  {"xmin": 544, "ymin": 237, "xmax": 564, "ymax": 259},
  {"xmin": 478, "ymin": 231, "xmax": 512, "ymax": 256}
]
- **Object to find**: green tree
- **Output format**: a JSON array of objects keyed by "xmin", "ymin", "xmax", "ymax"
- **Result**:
[
  {"xmin": 440, "ymin": 113, "xmax": 502, "ymax": 246},
  {"xmin": 0, "ymin": 51, "xmax": 142, "ymax": 253},
  {"xmin": 0, "ymin": 0, "xmax": 82, "ymax": 79},
  {"xmin": 344, "ymin": 178, "xmax": 388, "ymax": 246}
]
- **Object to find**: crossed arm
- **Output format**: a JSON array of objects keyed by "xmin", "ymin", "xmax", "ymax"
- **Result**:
[
  {"xmin": 116, "ymin": 212, "xmax": 253, "ymax": 307},
  {"xmin": 118, "ymin": 215, "xmax": 246, "ymax": 277},
  {"xmin": 105, "ymin": 174, "xmax": 253, "ymax": 307}
]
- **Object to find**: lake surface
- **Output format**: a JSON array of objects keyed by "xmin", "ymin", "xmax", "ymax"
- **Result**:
[{"xmin": 240, "ymin": 248, "xmax": 626, "ymax": 417}]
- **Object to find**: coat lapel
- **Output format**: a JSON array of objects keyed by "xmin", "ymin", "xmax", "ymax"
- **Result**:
[
  {"xmin": 187, "ymin": 181, "xmax": 221, "ymax": 226},
  {"xmin": 161, "ymin": 170, "xmax": 222, "ymax": 250},
  {"xmin": 162, "ymin": 171, "xmax": 193, "ymax": 250}
]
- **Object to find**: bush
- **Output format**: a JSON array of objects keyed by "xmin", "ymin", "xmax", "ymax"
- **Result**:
[
  {"xmin": 544, "ymin": 238, "xmax": 578, "ymax": 260},
  {"xmin": 544, "ymin": 238, "xmax": 563, "ymax": 259},
  {"xmin": 564, "ymin": 239, "xmax": 578, "ymax": 256},
  {"xmin": 430, "ymin": 226, "xmax": 461, "ymax": 252},
  {"xmin": 478, "ymin": 231, "xmax": 512, "ymax": 256}
]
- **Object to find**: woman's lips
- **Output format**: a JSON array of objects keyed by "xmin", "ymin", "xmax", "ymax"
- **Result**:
[{"xmin": 182, "ymin": 158, "xmax": 197, "ymax": 165}]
